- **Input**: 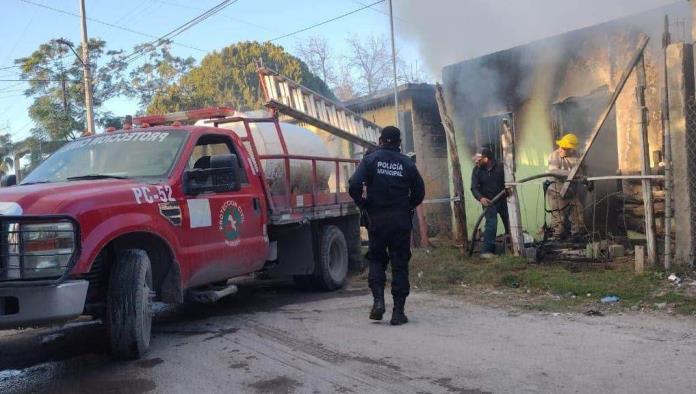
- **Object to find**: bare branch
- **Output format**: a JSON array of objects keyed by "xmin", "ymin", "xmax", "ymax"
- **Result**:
[{"xmin": 295, "ymin": 36, "xmax": 336, "ymax": 87}]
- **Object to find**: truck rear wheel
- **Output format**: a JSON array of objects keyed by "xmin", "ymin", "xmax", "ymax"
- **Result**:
[
  {"xmin": 314, "ymin": 225, "xmax": 348, "ymax": 291},
  {"xmin": 106, "ymin": 249, "xmax": 153, "ymax": 360}
]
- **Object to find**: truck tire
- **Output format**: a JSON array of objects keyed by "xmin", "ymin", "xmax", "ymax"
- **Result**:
[
  {"xmin": 106, "ymin": 249, "xmax": 153, "ymax": 360},
  {"xmin": 313, "ymin": 225, "xmax": 348, "ymax": 291}
]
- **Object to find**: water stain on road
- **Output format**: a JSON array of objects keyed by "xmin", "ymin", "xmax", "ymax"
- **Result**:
[
  {"xmin": 432, "ymin": 377, "xmax": 490, "ymax": 394},
  {"xmin": 248, "ymin": 375, "xmax": 301, "ymax": 394}
]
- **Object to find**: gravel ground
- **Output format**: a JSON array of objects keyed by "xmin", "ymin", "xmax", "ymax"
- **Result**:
[{"xmin": 1, "ymin": 279, "xmax": 695, "ymax": 393}]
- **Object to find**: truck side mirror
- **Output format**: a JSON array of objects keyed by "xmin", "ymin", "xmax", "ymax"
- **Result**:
[
  {"xmin": 1, "ymin": 175, "xmax": 17, "ymax": 187},
  {"xmin": 184, "ymin": 154, "xmax": 241, "ymax": 195}
]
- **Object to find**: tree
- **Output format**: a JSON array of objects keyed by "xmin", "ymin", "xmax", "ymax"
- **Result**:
[
  {"xmin": 0, "ymin": 134, "xmax": 13, "ymax": 177},
  {"xmin": 333, "ymin": 63, "xmax": 358, "ymax": 101},
  {"xmin": 398, "ymin": 59, "xmax": 427, "ymax": 85},
  {"xmin": 16, "ymin": 38, "xmax": 128, "ymax": 141},
  {"xmin": 295, "ymin": 36, "xmax": 335, "ymax": 87},
  {"xmin": 346, "ymin": 35, "xmax": 392, "ymax": 95},
  {"xmin": 148, "ymin": 41, "xmax": 334, "ymax": 114},
  {"xmin": 125, "ymin": 42, "xmax": 195, "ymax": 110}
]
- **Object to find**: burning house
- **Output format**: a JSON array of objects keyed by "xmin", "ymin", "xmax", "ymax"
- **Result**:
[{"xmin": 441, "ymin": 1, "xmax": 696, "ymax": 264}]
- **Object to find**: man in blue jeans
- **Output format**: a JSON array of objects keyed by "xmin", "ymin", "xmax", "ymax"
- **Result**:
[{"xmin": 471, "ymin": 148, "xmax": 509, "ymax": 258}]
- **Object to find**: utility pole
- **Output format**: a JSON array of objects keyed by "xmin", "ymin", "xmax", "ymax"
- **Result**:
[
  {"xmin": 388, "ymin": 0, "xmax": 399, "ymax": 127},
  {"xmin": 662, "ymin": 15, "xmax": 673, "ymax": 270},
  {"xmin": 60, "ymin": 71, "xmax": 69, "ymax": 115},
  {"xmin": 79, "ymin": 0, "xmax": 96, "ymax": 135}
]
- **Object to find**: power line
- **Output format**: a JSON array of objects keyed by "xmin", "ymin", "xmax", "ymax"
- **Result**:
[
  {"xmin": 3, "ymin": 1, "xmax": 237, "ymax": 87},
  {"xmin": 155, "ymin": 0, "xmax": 274, "ymax": 33},
  {"xmin": 0, "ymin": 79, "xmax": 80, "ymax": 82},
  {"xmin": 267, "ymin": 0, "xmax": 386, "ymax": 42},
  {"xmin": 349, "ymin": 0, "xmax": 406, "ymax": 23},
  {"xmin": 121, "ymin": 0, "xmax": 238, "ymax": 65},
  {"xmin": 18, "ymin": 0, "xmax": 205, "ymax": 52}
]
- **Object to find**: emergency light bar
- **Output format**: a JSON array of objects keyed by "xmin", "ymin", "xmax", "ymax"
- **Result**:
[{"xmin": 132, "ymin": 107, "xmax": 234, "ymax": 126}]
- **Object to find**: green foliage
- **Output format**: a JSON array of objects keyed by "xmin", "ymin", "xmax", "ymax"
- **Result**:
[
  {"xmin": 0, "ymin": 134, "xmax": 13, "ymax": 176},
  {"xmin": 407, "ymin": 247, "xmax": 696, "ymax": 315},
  {"xmin": 125, "ymin": 43, "xmax": 195, "ymax": 109},
  {"xmin": 148, "ymin": 41, "xmax": 334, "ymax": 114},
  {"xmin": 16, "ymin": 38, "xmax": 128, "ymax": 141}
]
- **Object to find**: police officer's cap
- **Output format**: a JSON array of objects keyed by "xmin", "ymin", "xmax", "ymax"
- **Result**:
[
  {"xmin": 380, "ymin": 126, "xmax": 401, "ymax": 144},
  {"xmin": 478, "ymin": 147, "xmax": 494, "ymax": 159}
]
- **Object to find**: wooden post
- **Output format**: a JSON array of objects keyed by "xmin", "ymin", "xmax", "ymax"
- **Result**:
[
  {"xmin": 636, "ymin": 55, "xmax": 657, "ymax": 266},
  {"xmin": 501, "ymin": 119, "xmax": 524, "ymax": 256},
  {"xmin": 561, "ymin": 34, "xmax": 650, "ymax": 197},
  {"xmin": 416, "ymin": 205, "xmax": 430, "ymax": 248},
  {"xmin": 435, "ymin": 83, "xmax": 469, "ymax": 252},
  {"xmin": 635, "ymin": 245, "xmax": 645, "ymax": 273}
]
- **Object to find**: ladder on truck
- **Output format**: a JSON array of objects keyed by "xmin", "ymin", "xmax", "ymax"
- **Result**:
[{"xmin": 257, "ymin": 66, "xmax": 380, "ymax": 150}]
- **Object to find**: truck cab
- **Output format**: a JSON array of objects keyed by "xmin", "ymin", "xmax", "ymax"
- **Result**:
[{"xmin": 0, "ymin": 108, "xmax": 362, "ymax": 359}]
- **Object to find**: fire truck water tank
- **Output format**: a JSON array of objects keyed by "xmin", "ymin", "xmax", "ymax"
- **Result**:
[{"xmin": 198, "ymin": 114, "xmax": 336, "ymax": 195}]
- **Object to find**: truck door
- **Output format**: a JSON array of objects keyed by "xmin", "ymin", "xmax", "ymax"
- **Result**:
[{"xmin": 181, "ymin": 133, "xmax": 267, "ymax": 287}]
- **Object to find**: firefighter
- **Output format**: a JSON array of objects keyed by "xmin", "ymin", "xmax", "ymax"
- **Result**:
[
  {"xmin": 348, "ymin": 126, "xmax": 425, "ymax": 326},
  {"xmin": 470, "ymin": 147, "xmax": 509, "ymax": 258},
  {"xmin": 547, "ymin": 133, "xmax": 585, "ymax": 240}
]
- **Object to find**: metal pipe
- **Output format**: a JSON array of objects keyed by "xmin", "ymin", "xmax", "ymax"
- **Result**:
[{"xmin": 586, "ymin": 175, "xmax": 664, "ymax": 182}]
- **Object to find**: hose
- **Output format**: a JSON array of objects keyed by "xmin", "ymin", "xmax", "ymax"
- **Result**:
[{"xmin": 468, "ymin": 173, "xmax": 569, "ymax": 256}]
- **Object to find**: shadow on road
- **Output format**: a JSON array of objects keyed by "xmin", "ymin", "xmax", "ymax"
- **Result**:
[{"xmin": 0, "ymin": 279, "xmax": 369, "ymax": 372}]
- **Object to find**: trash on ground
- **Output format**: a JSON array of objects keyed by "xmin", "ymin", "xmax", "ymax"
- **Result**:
[
  {"xmin": 600, "ymin": 295, "xmax": 620, "ymax": 303},
  {"xmin": 667, "ymin": 274, "xmax": 682, "ymax": 285}
]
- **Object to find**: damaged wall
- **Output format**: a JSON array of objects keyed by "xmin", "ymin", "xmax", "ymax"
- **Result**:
[{"xmin": 441, "ymin": 2, "xmax": 691, "ymax": 238}]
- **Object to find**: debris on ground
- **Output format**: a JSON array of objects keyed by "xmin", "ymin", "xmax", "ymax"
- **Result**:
[
  {"xmin": 600, "ymin": 295, "xmax": 620, "ymax": 304},
  {"xmin": 584, "ymin": 309, "xmax": 604, "ymax": 316},
  {"xmin": 668, "ymin": 274, "xmax": 682, "ymax": 285}
]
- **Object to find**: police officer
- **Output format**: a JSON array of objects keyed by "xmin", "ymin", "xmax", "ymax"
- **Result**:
[{"xmin": 349, "ymin": 126, "xmax": 425, "ymax": 325}]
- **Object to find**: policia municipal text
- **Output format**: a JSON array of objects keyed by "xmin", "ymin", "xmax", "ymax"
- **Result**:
[{"xmin": 349, "ymin": 126, "xmax": 425, "ymax": 325}]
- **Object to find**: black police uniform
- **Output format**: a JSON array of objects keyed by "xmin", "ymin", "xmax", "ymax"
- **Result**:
[{"xmin": 348, "ymin": 145, "xmax": 425, "ymax": 321}]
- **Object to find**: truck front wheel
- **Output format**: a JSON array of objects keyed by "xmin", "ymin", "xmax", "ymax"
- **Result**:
[{"xmin": 106, "ymin": 249, "xmax": 153, "ymax": 360}]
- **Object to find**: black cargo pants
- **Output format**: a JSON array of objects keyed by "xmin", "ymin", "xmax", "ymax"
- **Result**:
[{"xmin": 367, "ymin": 210, "xmax": 413, "ymax": 300}]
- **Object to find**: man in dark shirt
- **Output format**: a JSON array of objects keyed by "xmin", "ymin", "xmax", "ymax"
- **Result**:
[
  {"xmin": 348, "ymin": 126, "xmax": 425, "ymax": 325},
  {"xmin": 471, "ymin": 147, "xmax": 509, "ymax": 258}
]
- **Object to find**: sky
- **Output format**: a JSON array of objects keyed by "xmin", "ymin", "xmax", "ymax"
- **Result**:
[{"xmin": 0, "ymin": 0, "xmax": 682, "ymax": 143}]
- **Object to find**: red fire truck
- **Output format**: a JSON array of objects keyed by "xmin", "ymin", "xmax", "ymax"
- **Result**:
[{"xmin": 0, "ymin": 107, "xmax": 363, "ymax": 359}]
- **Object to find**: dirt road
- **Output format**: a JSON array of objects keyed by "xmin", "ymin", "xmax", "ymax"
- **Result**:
[{"xmin": 1, "ymin": 280, "xmax": 695, "ymax": 393}]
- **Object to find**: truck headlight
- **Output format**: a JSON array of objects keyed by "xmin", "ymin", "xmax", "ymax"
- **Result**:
[{"xmin": 20, "ymin": 222, "xmax": 75, "ymax": 279}]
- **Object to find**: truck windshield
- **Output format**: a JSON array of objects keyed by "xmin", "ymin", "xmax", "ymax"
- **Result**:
[{"xmin": 22, "ymin": 130, "xmax": 188, "ymax": 185}]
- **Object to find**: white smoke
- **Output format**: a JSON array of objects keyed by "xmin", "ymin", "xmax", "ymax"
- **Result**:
[{"xmin": 396, "ymin": 0, "xmax": 681, "ymax": 79}]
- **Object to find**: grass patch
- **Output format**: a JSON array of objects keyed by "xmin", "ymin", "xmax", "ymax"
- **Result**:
[{"xmin": 408, "ymin": 246, "xmax": 696, "ymax": 315}]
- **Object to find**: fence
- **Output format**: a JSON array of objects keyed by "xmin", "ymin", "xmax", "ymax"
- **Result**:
[{"xmin": 682, "ymin": 97, "xmax": 696, "ymax": 263}]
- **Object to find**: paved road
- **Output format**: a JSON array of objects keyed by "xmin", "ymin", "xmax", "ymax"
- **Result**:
[{"xmin": 1, "ymin": 280, "xmax": 695, "ymax": 394}]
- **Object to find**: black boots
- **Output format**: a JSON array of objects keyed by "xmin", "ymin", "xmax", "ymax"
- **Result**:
[
  {"xmin": 370, "ymin": 289, "xmax": 408, "ymax": 325},
  {"xmin": 369, "ymin": 289, "xmax": 386, "ymax": 320},
  {"xmin": 390, "ymin": 298, "xmax": 408, "ymax": 326}
]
